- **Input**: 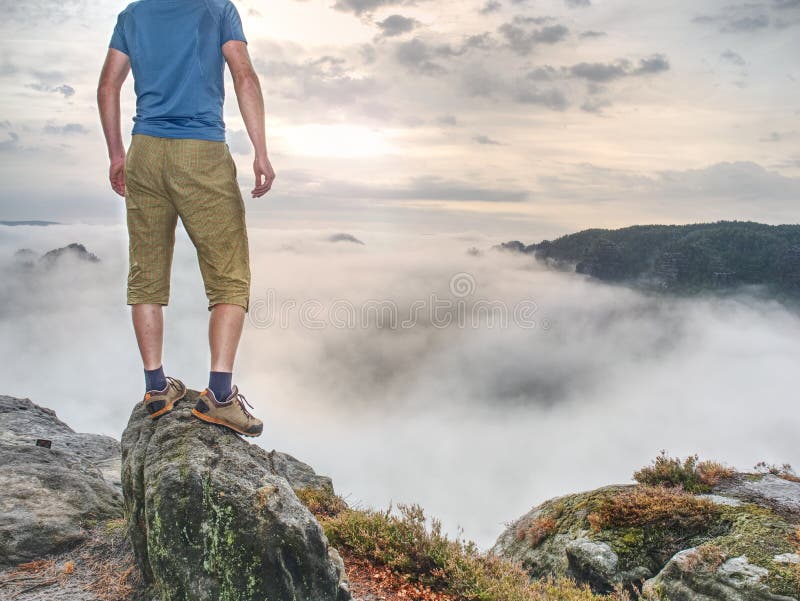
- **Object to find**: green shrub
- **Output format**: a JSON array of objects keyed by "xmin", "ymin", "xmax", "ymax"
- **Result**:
[{"xmin": 321, "ymin": 502, "xmax": 631, "ymax": 601}]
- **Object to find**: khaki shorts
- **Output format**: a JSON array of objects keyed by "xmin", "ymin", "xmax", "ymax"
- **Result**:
[{"xmin": 124, "ymin": 134, "xmax": 250, "ymax": 311}]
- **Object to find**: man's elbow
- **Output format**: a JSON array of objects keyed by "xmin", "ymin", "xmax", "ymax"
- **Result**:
[
  {"xmin": 232, "ymin": 70, "xmax": 261, "ymax": 92},
  {"xmin": 97, "ymin": 80, "xmax": 121, "ymax": 100}
]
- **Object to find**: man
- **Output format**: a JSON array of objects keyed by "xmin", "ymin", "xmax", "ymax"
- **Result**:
[{"xmin": 97, "ymin": 0, "xmax": 274, "ymax": 437}]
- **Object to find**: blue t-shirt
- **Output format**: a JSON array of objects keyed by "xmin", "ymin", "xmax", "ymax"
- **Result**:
[{"xmin": 108, "ymin": 0, "xmax": 247, "ymax": 141}]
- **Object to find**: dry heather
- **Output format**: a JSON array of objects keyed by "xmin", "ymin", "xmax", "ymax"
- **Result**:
[
  {"xmin": 588, "ymin": 485, "xmax": 720, "ymax": 532},
  {"xmin": 633, "ymin": 451, "xmax": 734, "ymax": 493}
]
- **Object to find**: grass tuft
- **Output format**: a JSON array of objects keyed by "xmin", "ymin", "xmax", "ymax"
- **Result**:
[
  {"xmin": 295, "ymin": 485, "xmax": 349, "ymax": 519},
  {"xmin": 633, "ymin": 451, "xmax": 734, "ymax": 493},
  {"xmin": 754, "ymin": 462, "xmax": 800, "ymax": 483},
  {"xmin": 320, "ymin": 502, "xmax": 631, "ymax": 601}
]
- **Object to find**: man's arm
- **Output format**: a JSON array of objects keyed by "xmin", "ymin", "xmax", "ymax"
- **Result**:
[
  {"xmin": 222, "ymin": 40, "xmax": 275, "ymax": 198},
  {"xmin": 97, "ymin": 48, "xmax": 131, "ymax": 197}
]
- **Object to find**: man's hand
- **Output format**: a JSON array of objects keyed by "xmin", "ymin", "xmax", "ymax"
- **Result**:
[
  {"xmin": 252, "ymin": 155, "xmax": 275, "ymax": 198},
  {"xmin": 110, "ymin": 156, "xmax": 126, "ymax": 196}
]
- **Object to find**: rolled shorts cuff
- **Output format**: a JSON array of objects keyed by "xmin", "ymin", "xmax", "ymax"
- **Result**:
[
  {"xmin": 127, "ymin": 296, "xmax": 170, "ymax": 306},
  {"xmin": 208, "ymin": 296, "xmax": 250, "ymax": 313}
]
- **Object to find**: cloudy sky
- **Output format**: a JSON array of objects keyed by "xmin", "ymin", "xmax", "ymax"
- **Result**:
[{"xmin": 1, "ymin": 0, "xmax": 798, "ymax": 239}]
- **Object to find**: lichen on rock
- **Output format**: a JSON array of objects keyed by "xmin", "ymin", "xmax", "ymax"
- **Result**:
[
  {"xmin": 121, "ymin": 389, "xmax": 351, "ymax": 601},
  {"xmin": 490, "ymin": 473, "xmax": 800, "ymax": 599},
  {"xmin": 0, "ymin": 395, "xmax": 123, "ymax": 566}
]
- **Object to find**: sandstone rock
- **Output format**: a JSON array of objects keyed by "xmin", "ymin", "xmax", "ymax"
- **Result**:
[
  {"xmin": 714, "ymin": 474, "xmax": 800, "ymax": 523},
  {"xmin": 564, "ymin": 538, "xmax": 620, "ymax": 589},
  {"xmin": 491, "ymin": 476, "xmax": 800, "ymax": 598},
  {"xmin": 698, "ymin": 494, "xmax": 743, "ymax": 507},
  {"xmin": 774, "ymin": 554, "xmax": 800, "ymax": 565},
  {"xmin": 642, "ymin": 550, "xmax": 798, "ymax": 601},
  {"xmin": 121, "ymin": 389, "xmax": 351, "ymax": 601},
  {"xmin": 0, "ymin": 395, "xmax": 123, "ymax": 566},
  {"xmin": 39, "ymin": 243, "xmax": 100, "ymax": 265},
  {"xmin": 490, "ymin": 486, "xmax": 658, "ymax": 593}
]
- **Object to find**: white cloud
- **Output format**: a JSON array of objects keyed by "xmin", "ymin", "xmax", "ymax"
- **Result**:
[{"xmin": 1, "ymin": 224, "xmax": 798, "ymax": 549}]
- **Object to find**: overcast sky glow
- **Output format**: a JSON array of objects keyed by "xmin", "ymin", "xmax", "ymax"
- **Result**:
[{"xmin": 0, "ymin": 0, "xmax": 798, "ymax": 239}]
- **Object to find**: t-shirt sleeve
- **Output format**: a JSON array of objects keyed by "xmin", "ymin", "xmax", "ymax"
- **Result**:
[
  {"xmin": 109, "ymin": 10, "xmax": 130, "ymax": 55},
  {"xmin": 220, "ymin": 1, "xmax": 247, "ymax": 46}
]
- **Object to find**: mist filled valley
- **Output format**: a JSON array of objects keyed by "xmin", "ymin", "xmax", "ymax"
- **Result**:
[{"xmin": 2, "ymin": 222, "xmax": 799, "ymax": 550}]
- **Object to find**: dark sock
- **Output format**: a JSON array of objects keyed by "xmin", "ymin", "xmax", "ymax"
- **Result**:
[
  {"xmin": 145, "ymin": 366, "xmax": 167, "ymax": 393},
  {"xmin": 209, "ymin": 371, "xmax": 233, "ymax": 401}
]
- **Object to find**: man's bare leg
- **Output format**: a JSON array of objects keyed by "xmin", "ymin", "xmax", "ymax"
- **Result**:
[
  {"xmin": 132, "ymin": 303, "xmax": 186, "ymax": 416},
  {"xmin": 208, "ymin": 304, "xmax": 246, "ymax": 400},
  {"xmin": 132, "ymin": 303, "xmax": 177, "ymax": 399},
  {"xmin": 209, "ymin": 303, "xmax": 245, "ymax": 372},
  {"xmin": 132, "ymin": 303, "xmax": 164, "ymax": 371}
]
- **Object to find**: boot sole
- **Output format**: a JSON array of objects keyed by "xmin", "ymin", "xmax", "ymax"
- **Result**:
[
  {"xmin": 191, "ymin": 408, "xmax": 261, "ymax": 437},
  {"xmin": 147, "ymin": 385, "xmax": 187, "ymax": 419}
]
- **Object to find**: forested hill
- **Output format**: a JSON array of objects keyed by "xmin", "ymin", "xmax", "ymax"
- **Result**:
[{"xmin": 501, "ymin": 221, "xmax": 800, "ymax": 296}]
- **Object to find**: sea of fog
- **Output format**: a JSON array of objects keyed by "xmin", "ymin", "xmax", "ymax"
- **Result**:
[{"xmin": 1, "ymin": 223, "xmax": 799, "ymax": 549}]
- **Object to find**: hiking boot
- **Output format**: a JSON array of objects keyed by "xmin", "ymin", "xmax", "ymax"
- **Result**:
[
  {"xmin": 143, "ymin": 376, "xmax": 187, "ymax": 419},
  {"xmin": 191, "ymin": 385, "xmax": 263, "ymax": 437}
]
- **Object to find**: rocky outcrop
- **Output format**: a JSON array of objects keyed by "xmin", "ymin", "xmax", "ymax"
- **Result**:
[
  {"xmin": 39, "ymin": 243, "xmax": 100, "ymax": 265},
  {"xmin": 652, "ymin": 250, "xmax": 683, "ymax": 288},
  {"xmin": 575, "ymin": 238, "xmax": 628, "ymax": 281},
  {"xmin": 328, "ymin": 233, "xmax": 365, "ymax": 245},
  {"xmin": 778, "ymin": 245, "xmax": 800, "ymax": 290},
  {"xmin": 502, "ymin": 221, "xmax": 800, "ymax": 298},
  {"xmin": 495, "ymin": 240, "xmax": 535, "ymax": 254},
  {"xmin": 491, "ymin": 475, "xmax": 800, "ymax": 600},
  {"xmin": 713, "ymin": 473, "xmax": 800, "ymax": 523},
  {"xmin": 121, "ymin": 389, "xmax": 351, "ymax": 601},
  {"xmin": 0, "ymin": 395, "xmax": 123, "ymax": 565},
  {"xmin": 643, "ymin": 549, "xmax": 798, "ymax": 601}
]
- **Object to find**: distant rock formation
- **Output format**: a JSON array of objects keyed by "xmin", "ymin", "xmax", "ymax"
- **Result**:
[
  {"xmin": 0, "ymin": 220, "xmax": 60, "ymax": 226},
  {"xmin": 490, "ymin": 473, "xmax": 800, "ymax": 599},
  {"xmin": 40, "ymin": 243, "xmax": 100, "ymax": 265},
  {"xmin": 499, "ymin": 221, "xmax": 800, "ymax": 298},
  {"xmin": 121, "ymin": 390, "xmax": 351, "ymax": 601},
  {"xmin": 12, "ymin": 248, "xmax": 37, "ymax": 268},
  {"xmin": 575, "ymin": 238, "xmax": 627, "ymax": 281},
  {"xmin": 779, "ymin": 244, "xmax": 800, "ymax": 291},
  {"xmin": 11, "ymin": 243, "xmax": 101, "ymax": 270},
  {"xmin": 328, "ymin": 233, "xmax": 365, "ymax": 245},
  {"xmin": 0, "ymin": 395, "xmax": 122, "ymax": 566},
  {"xmin": 495, "ymin": 240, "xmax": 534, "ymax": 254}
]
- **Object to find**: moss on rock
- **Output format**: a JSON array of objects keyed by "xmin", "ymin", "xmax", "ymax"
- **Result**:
[
  {"xmin": 491, "ymin": 475, "xmax": 800, "ymax": 599},
  {"xmin": 121, "ymin": 390, "xmax": 351, "ymax": 601}
]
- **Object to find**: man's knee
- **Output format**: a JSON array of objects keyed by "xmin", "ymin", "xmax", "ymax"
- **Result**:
[
  {"xmin": 206, "ymin": 281, "xmax": 250, "ymax": 313},
  {"xmin": 127, "ymin": 265, "xmax": 171, "ymax": 306}
]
